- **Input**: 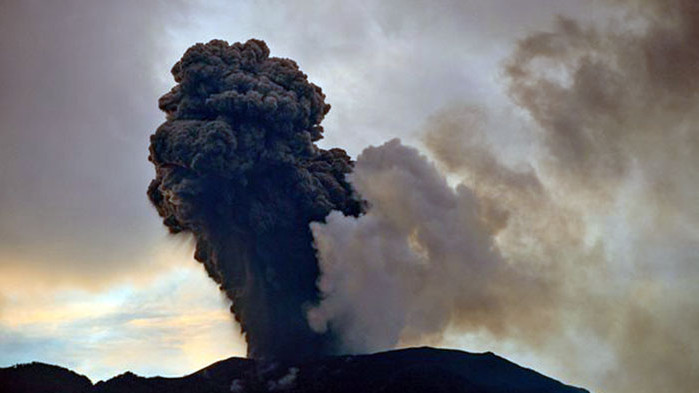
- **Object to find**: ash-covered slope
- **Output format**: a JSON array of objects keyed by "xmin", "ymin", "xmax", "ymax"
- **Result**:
[{"xmin": 0, "ymin": 347, "xmax": 589, "ymax": 393}]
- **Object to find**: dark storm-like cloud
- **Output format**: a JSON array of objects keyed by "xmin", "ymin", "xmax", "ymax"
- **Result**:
[{"xmin": 147, "ymin": 39, "xmax": 363, "ymax": 361}]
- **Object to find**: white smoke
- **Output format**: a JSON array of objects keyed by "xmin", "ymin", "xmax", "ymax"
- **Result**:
[{"xmin": 308, "ymin": 139, "xmax": 556, "ymax": 352}]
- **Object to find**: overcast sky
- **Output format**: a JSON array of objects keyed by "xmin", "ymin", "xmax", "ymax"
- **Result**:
[{"xmin": 1, "ymin": 1, "xmax": 697, "ymax": 392}]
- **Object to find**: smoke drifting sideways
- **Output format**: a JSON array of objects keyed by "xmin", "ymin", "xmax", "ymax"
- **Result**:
[
  {"xmin": 505, "ymin": 0, "xmax": 699, "ymax": 212},
  {"xmin": 309, "ymin": 137, "xmax": 564, "ymax": 354},
  {"xmin": 308, "ymin": 1, "xmax": 699, "ymax": 392},
  {"xmin": 147, "ymin": 39, "xmax": 363, "ymax": 361}
]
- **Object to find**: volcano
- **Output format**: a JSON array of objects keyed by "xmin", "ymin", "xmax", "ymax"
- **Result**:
[{"xmin": 0, "ymin": 347, "xmax": 588, "ymax": 393}]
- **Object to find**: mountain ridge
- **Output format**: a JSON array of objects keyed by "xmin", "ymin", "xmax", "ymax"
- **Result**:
[{"xmin": 0, "ymin": 347, "xmax": 590, "ymax": 393}]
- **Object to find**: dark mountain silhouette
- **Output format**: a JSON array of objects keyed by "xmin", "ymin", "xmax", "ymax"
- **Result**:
[
  {"xmin": 0, "ymin": 362, "xmax": 92, "ymax": 393},
  {"xmin": 0, "ymin": 347, "xmax": 589, "ymax": 393}
]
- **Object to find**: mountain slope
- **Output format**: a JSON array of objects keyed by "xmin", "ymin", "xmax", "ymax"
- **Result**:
[{"xmin": 1, "ymin": 347, "xmax": 589, "ymax": 393}]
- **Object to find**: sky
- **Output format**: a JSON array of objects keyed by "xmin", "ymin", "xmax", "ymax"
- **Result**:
[{"xmin": 0, "ymin": 1, "xmax": 697, "ymax": 392}]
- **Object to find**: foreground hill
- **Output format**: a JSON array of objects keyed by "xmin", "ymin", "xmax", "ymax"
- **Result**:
[{"xmin": 0, "ymin": 347, "xmax": 589, "ymax": 393}]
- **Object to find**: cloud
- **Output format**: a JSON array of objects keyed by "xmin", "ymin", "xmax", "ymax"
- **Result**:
[
  {"xmin": 0, "ymin": 0, "xmax": 192, "ymax": 289},
  {"xmin": 0, "ymin": 265, "xmax": 245, "ymax": 381}
]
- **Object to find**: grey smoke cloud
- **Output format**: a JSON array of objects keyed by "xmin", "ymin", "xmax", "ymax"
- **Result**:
[
  {"xmin": 309, "ymin": 1, "xmax": 699, "ymax": 392},
  {"xmin": 309, "ymin": 139, "xmax": 559, "ymax": 353},
  {"xmin": 505, "ymin": 0, "xmax": 699, "ymax": 212}
]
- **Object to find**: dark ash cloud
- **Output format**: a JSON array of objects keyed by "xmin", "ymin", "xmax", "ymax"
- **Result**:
[{"xmin": 147, "ymin": 39, "xmax": 364, "ymax": 361}]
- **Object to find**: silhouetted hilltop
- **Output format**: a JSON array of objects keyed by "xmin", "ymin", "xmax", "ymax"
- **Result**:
[
  {"xmin": 1, "ymin": 347, "xmax": 589, "ymax": 393},
  {"xmin": 0, "ymin": 362, "xmax": 92, "ymax": 393}
]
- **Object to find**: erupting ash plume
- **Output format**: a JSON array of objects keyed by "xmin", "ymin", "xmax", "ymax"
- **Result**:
[
  {"xmin": 147, "ymin": 39, "xmax": 363, "ymax": 361},
  {"xmin": 145, "ymin": 1, "xmax": 697, "ymax": 390}
]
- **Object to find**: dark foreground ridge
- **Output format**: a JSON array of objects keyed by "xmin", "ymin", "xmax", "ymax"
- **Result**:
[{"xmin": 0, "ymin": 347, "xmax": 589, "ymax": 393}]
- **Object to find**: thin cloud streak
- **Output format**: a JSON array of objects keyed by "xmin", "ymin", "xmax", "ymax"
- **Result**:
[{"xmin": 0, "ymin": 265, "xmax": 245, "ymax": 381}]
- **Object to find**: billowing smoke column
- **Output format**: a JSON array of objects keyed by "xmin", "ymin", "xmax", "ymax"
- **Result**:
[{"xmin": 147, "ymin": 39, "xmax": 363, "ymax": 360}]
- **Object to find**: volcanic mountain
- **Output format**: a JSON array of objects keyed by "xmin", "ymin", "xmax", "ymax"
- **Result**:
[{"xmin": 0, "ymin": 347, "xmax": 589, "ymax": 393}]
